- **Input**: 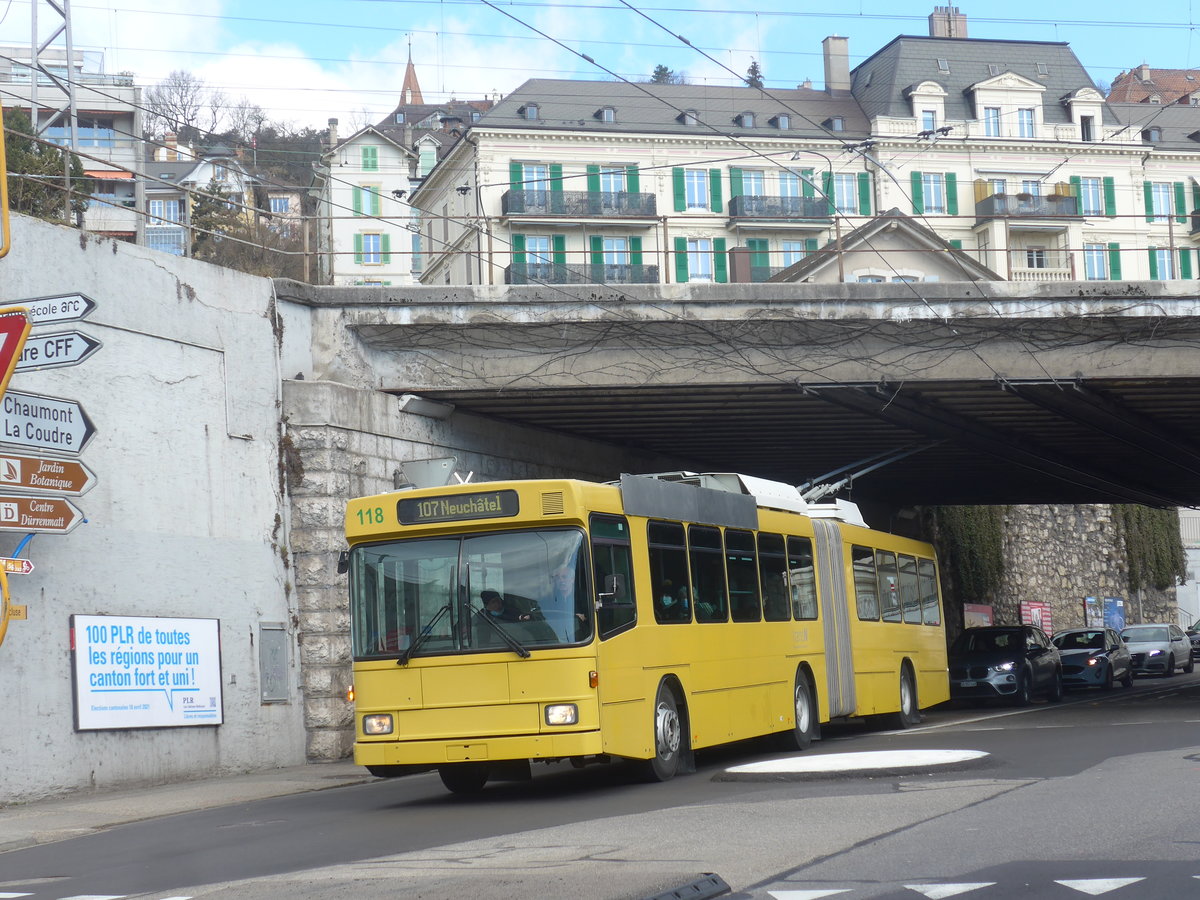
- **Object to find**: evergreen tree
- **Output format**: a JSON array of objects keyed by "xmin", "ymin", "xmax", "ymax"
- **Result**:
[
  {"xmin": 3, "ymin": 109, "xmax": 90, "ymax": 222},
  {"xmin": 651, "ymin": 65, "xmax": 675, "ymax": 84},
  {"xmin": 745, "ymin": 59, "xmax": 764, "ymax": 89}
]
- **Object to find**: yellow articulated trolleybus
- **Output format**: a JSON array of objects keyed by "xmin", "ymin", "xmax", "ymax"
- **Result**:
[{"xmin": 344, "ymin": 472, "xmax": 949, "ymax": 793}]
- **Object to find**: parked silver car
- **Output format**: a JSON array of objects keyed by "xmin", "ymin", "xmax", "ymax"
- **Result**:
[
  {"xmin": 1120, "ymin": 624, "xmax": 1195, "ymax": 677},
  {"xmin": 1051, "ymin": 627, "xmax": 1133, "ymax": 690}
]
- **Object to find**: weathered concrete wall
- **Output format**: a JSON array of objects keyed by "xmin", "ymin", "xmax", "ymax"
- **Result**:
[
  {"xmin": 281, "ymin": 379, "xmax": 688, "ymax": 759},
  {"xmin": 0, "ymin": 215, "xmax": 305, "ymax": 803},
  {"xmin": 995, "ymin": 504, "xmax": 1174, "ymax": 629}
]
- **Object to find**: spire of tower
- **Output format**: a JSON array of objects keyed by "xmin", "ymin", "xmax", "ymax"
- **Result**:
[{"xmin": 400, "ymin": 44, "xmax": 424, "ymax": 106}]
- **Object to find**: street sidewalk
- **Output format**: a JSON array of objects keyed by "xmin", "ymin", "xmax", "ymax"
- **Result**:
[{"xmin": 0, "ymin": 759, "xmax": 375, "ymax": 852}]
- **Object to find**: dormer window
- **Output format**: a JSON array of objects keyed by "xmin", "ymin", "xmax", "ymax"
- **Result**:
[
  {"xmin": 936, "ymin": 58, "xmax": 950, "ymax": 74},
  {"xmin": 988, "ymin": 64, "xmax": 1000, "ymax": 76},
  {"xmin": 1144, "ymin": 126, "xmax": 1163, "ymax": 142},
  {"xmin": 596, "ymin": 107, "xmax": 615, "ymax": 123},
  {"xmin": 824, "ymin": 116, "xmax": 845, "ymax": 131},
  {"xmin": 1149, "ymin": 95, "xmax": 1162, "ymax": 104},
  {"xmin": 519, "ymin": 103, "xmax": 539, "ymax": 120},
  {"xmin": 771, "ymin": 113, "xmax": 791, "ymax": 129},
  {"xmin": 679, "ymin": 109, "xmax": 699, "ymax": 125},
  {"xmin": 1036, "ymin": 62, "xmax": 1049, "ymax": 76},
  {"xmin": 471, "ymin": 111, "xmax": 481, "ymax": 121},
  {"xmin": 736, "ymin": 111, "xmax": 755, "ymax": 128},
  {"xmin": 394, "ymin": 112, "xmax": 405, "ymax": 124}
]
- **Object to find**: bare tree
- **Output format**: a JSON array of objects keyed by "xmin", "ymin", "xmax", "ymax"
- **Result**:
[
  {"xmin": 144, "ymin": 70, "xmax": 224, "ymax": 139},
  {"xmin": 226, "ymin": 97, "xmax": 267, "ymax": 144}
]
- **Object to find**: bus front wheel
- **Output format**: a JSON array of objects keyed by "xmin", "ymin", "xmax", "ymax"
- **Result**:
[
  {"xmin": 891, "ymin": 665, "xmax": 920, "ymax": 729},
  {"xmin": 438, "ymin": 762, "xmax": 490, "ymax": 794},
  {"xmin": 645, "ymin": 682, "xmax": 682, "ymax": 782}
]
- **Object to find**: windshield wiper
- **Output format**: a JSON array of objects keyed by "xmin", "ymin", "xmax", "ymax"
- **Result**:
[
  {"xmin": 397, "ymin": 604, "xmax": 451, "ymax": 666},
  {"xmin": 474, "ymin": 608, "xmax": 532, "ymax": 659}
]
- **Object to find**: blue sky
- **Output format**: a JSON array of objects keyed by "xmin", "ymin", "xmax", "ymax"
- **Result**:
[{"xmin": 3, "ymin": 1, "xmax": 1200, "ymax": 130}]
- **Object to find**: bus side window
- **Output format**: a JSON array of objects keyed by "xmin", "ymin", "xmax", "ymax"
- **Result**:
[
  {"xmin": 726, "ymin": 529, "xmax": 761, "ymax": 622},
  {"xmin": 689, "ymin": 524, "xmax": 728, "ymax": 623},
  {"xmin": 877, "ymin": 550, "xmax": 901, "ymax": 622},
  {"xmin": 649, "ymin": 520, "xmax": 691, "ymax": 624},
  {"xmin": 918, "ymin": 558, "xmax": 941, "ymax": 625},
  {"xmin": 592, "ymin": 514, "xmax": 636, "ymax": 639},
  {"xmin": 758, "ymin": 532, "xmax": 789, "ymax": 621},
  {"xmin": 788, "ymin": 536, "xmax": 818, "ymax": 620},
  {"xmin": 852, "ymin": 545, "xmax": 879, "ymax": 620},
  {"xmin": 899, "ymin": 554, "xmax": 921, "ymax": 624}
]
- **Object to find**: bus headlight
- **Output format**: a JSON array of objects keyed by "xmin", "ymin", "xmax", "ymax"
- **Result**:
[
  {"xmin": 363, "ymin": 714, "xmax": 394, "ymax": 735},
  {"xmin": 545, "ymin": 704, "xmax": 578, "ymax": 726}
]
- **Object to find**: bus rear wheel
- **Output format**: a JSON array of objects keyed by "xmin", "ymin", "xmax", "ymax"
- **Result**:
[
  {"xmin": 644, "ymin": 681, "xmax": 682, "ymax": 782},
  {"xmin": 438, "ymin": 762, "xmax": 490, "ymax": 794},
  {"xmin": 891, "ymin": 665, "xmax": 920, "ymax": 728},
  {"xmin": 780, "ymin": 671, "xmax": 816, "ymax": 751}
]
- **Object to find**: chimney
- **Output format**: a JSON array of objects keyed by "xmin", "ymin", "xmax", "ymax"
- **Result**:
[
  {"xmin": 164, "ymin": 132, "xmax": 178, "ymax": 162},
  {"xmin": 800, "ymin": 78, "xmax": 813, "ymax": 90},
  {"xmin": 929, "ymin": 5, "xmax": 968, "ymax": 38},
  {"xmin": 327, "ymin": 117, "xmax": 339, "ymax": 148},
  {"xmin": 1138, "ymin": 64, "xmax": 1152, "ymax": 83},
  {"xmin": 823, "ymin": 35, "xmax": 850, "ymax": 94}
]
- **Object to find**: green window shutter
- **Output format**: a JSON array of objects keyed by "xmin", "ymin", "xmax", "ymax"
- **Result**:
[
  {"xmin": 945, "ymin": 172, "xmax": 958, "ymax": 216},
  {"xmin": 586, "ymin": 165, "xmax": 601, "ymax": 194},
  {"xmin": 801, "ymin": 169, "xmax": 814, "ymax": 199},
  {"xmin": 674, "ymin": 236, "xmax": 689, "ymax": 282},
  {"xmin": 370, "ymin": 189, "xmax": 381, "ymax": 217},
  {"xmin": 353, "ymin": 233, "xmax": 363, "ymax": 265},
  {"xmin": 590, "ymin": 235, "xmax": 603, "ymax": 265},
  {"xmin": 1182, "ymin": 248, "xmax": 1194, "ymax": 280},
  {"xmin": 949, "ymin": 239, "xmax": 963, "ymax": 249},
  {"xmin": 730, "ymin": 167, "xmax": 744, "ymax": 199},
  {"xmin": 626, "ymin": 165, "xmax": 640, "ymax": 193},
  {"xmin": 1175, "ymin": 181, "xmax": 1187, "ymax": 223},
  {"xmin": 822, "ymin": 171, "xmax": 834, "ymax": 215},
  {"xmin": 709, "ymin": 168, "xmax": 723, "ymax": 212},
  {"xmin": 1144, "ymin": 181, "xmax": 1154, "ymax": 222},
  {"xmin": 361, "ymin": 146, "xmax": 378, "ymax": 171},
  {"xmin": 380, "ymin": 234, "xmax": 391, "ymax": 264},
  {"xmin": 911, "ymin": 171, "xmax": 924, "ymax": 214},
  {"xmin": 1103, "ymin": 177, "xmax": 1116, "ymax": 216},
  {"xmin": 512, "ymin": 233, "xmax": 526, "ymax": 265},
  {"xmin": 1107, "ymin": 242, "xmax": 1121, "ymax": 280},
  {"xmin": 509, "ymin": 161, "xmax": 523, "ymax": 188},
  {"xmin": 629, "ymin": 236, "xmax": 643, "ymax": 266},
  {"xmin": 1148, "ymin": 248, "xmax": 1158, "ymax": 280},
  {"xmin": 713, "ymin": 238, "xmax": 727, "ymax": 283},
  {"xmin": 1069, "ymin": 175, "xmax": 1081, "ymax": 198},
  {"xmin": 804, "ymin": 238, "xmax": 818, "ymax": 254},
  {"xmin": 747, "ymin": 238, "xmax": 769, "ymax": 268},
  {"xmin": 857, "ymin": 171, "xmax": 871, "ymax": 215},
  {"xmin": 549, "ymin": 163, "xmax": 564, "ymax": 192},
  {"xmin": 1193, "ymin": 182, "xmax": 1200, "ymax": 213},
  {"xmin": 552, "ymin": 234, "xmax": 566, "ymax": 266},
  {"xmin": 673, "ymin": 168, "xmax": 686, "ymax": 212},
  {"xmin": 352, "ymin": 187, "xmax": 362, "ymax": 216}
]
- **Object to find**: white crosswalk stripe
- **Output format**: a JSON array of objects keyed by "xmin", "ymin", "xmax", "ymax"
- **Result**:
[
  {"xmin": 1055, "ymin": 878, "xmax": 1145, "ymax": 895},
  {"xmin": 904, "ymin": 883, "xmax": 996, "ymax": 898},
  {"xmin": 768, "ymin": 891, "xmax": 853, "ymax": 899}
]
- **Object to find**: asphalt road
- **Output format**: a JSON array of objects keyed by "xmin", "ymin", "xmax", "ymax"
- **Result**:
[{"xmin": 1, "ymin": 672, "xmax": 1198, "ymax": 900}]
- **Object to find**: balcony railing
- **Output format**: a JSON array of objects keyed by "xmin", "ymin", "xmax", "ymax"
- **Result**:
[
  {"xmin": 505, "ymin": 262, "xmax": 659, "ymax": 285},
  {"xmin": 728, "ymin": 194, "xmax": 833, "ymax": 222},
  {"xmin": 501, "ymin": 189, "xmax": 657, "ymax": 217},
  {"xmin": 976, "ymin": 193, "xmax": 1080, "ymax": 224}
]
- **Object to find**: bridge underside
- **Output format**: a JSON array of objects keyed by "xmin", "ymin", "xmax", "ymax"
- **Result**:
[{"xmin": 415, "ymin": 378, "xmax": 1200, "ymax": 508}]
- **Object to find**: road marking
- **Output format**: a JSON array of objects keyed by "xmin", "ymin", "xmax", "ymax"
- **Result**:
[
  {"xmin": 726, "ymin": 749, "xmax": 988, "ymax": 775},
  {"xmin": 60, "ymin": 895, "xmax": 127, "ymax": 899},
  {"xmin": 905, "ymin": 884, "xmax": 996, "ymax": 898},
  {"xmin": 1055, "ymin": 878, "xmax": 1145, "ymax": 894},
  {"xmin": 769, "ymin": 891, "xmax": 852, "ymax": 899},
  {"xmin": 0, "ymin": 893, "xmax": 33, "ymax": 898}
]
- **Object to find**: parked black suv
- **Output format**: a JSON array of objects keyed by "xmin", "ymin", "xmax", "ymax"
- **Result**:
[{"xmin": 949, "ymin": 625, "xmax": 1063, "ymax": 706}]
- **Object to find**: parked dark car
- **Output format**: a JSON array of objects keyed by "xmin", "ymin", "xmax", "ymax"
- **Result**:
[
  {"xmin": 1187, "ymin": 619, "xmax": 1200, "ymax": 662},
  {"xmin": 949, "ymin": 625, "xmax": 1063, "ymax": 706},
  {"xmin": 1120, "ymin": 624, "xmax": 1195, "ymax": 677},
  {"xmin": 1051, "ymin": 627, "xmax": 1133, "ymax": 691}
]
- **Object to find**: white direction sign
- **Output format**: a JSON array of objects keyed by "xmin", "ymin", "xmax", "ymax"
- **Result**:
[
  {"xmin": 15, "ymin": 331, "xmax": 102, "ymax": 372},
  {"xmin": 15, "ymin": 292, "xmax": 97, "ymax": 326},
  {"xmin": 0, "ymin": 390, "xmax": 96, "ymax": 454}
]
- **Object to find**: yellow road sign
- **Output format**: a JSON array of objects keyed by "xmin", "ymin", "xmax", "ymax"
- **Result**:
[{"xmin": 7, "ymin": 604, "xmax": 25, "ymax": 619}]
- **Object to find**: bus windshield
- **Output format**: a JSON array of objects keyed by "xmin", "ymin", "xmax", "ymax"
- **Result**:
[{"xmin": 349, "ymin": 528, "xmax": 592, "ymax": 659}]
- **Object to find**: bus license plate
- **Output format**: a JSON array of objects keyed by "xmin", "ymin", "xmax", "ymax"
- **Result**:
[{"xmin": 959, "ymin": 680, "xmax": 977, "ymax": 687}]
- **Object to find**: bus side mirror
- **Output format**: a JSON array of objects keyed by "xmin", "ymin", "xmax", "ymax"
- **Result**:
[
  {"xmin": 597, "ymin": 573, "xmax": 628, "ymax": 606},
  {"xmin": 337, "ymin": 550, "xmax": 350, "ymax": 575}
]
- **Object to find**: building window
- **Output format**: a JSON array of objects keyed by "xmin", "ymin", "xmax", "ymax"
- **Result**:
[
  {"xmin": 394, "ymin": 112, "xmax": 405, "ymax": 124},
  {"xmin": 1084, "ymin": 243, "xmax": 1108, "ymax": 280},
  {"xmin": 1026, "ymin": 247, "xmax": 1047, "ymax": 269},
  {"xmin": 738, "ymin": 112, "xmax": 755, "ymax": 128},
  {"xmin": 1079, "ymin": 177, "xmax": 1102, "ymax": 216},
  {"xmin": 598, "ymin": 107, "xmax": 615, "ymax": 123},
  {"xmin": 936, "ymin": 58, "xmax": 950, "ymax": 73},
  {"xmin": 827, "ymin": 116, "xmax": 845, "ymax": 131},
  {"xmin": 1150, "ymin": 182, "xmax": 1173, "ymax": 222},
  {"xmin": 775, "ymin": 114, "xmax": 790, "ymax": 129},
  {"xmin": 1017, "ymin": 108, "xmax": 1035, "ymax": 138},
  {"xmin": 361, "ymin": 233, "xmax": 382, "ymax": 265},
  {"xmin": 922, "ymin": 173, "xmax": 947, "ymax": 214},
  {"xmin": 354, "ymin": 185, "xmax": 382, "ymax": 217},
  {"xmin": 781, "ymin": 240, "xmax": 806, "ymax": 266},
  {"xmin": 1080, "ymin": 115, "xmax": 1094, "ymax": 141},
  {"xmin": 471, "ymin": 111, "xmax": 482, "ymax": 121},
  {"xmin": 1020, "ymin": 180, "xmax": 1040, "ymax": 197},
  {"xmin": 741, "ymin": 169, "xmax": 765, "ymax": 196},
  {"xmin": 525, "ymin": 235, "xmax": 552, "ymax": 279},
  {"xmin": 778, "ymin": 171, "xmax": 800, "ymax": 198},
  {"xmin": 599, "ymin": 167, "xmax": 626, "ymax": 194},
  {"xmin": 857, "ymin": 275, "xmax": 885, "ymax": 283},
  {"xmin": 522, "ymin": 104, "xmax": 539, "ymax": 120},
  {"xmin": 1036, "ymin": 62, "xmax": 1049, "ymax": 76},
  {"xmin": 1153, "ymin": 248, "xmax": 1175, "ymax": 280},
  {"xmin": 269, "ymin": 196, "xmax": 290, "ymax": 215},
  {"xmin": 989, "ymin": 178, "xmax": 1006, "ymax": 195},
  {"xmin": 603, "ymin": 237, "xmax": 629, "ymax": 266},
  {"xmin": 983, "ymin": 107, "xmax": 1000, "ymax": 137},
  {"xmin": 988, "ymin": 63, "xmax": 1000, "ymax": 76},
  {"xmin": 681, "ymin": 109, "xmax": 699, "ymax": 125},
  {"xmin": 834, "ymin": 173, "xmax": 858, "ymax": 214},
  {"xmin": 684, "ymin": 169, "xmax": 709, "ymax": 209},
  {"xmin": 1144, "ymin": 126, "xmax": 1163, "ymax": 142},
  {"xmin": 149, "ymin": 198, "xmax": 181, "ymax": 223},
  {"xmin": 687, "ymin": 238, "xmax": 713, "ymax": 282},
  {"xmin": 922, "ymin": 110, "xmax": 937, "ymax": 131}
]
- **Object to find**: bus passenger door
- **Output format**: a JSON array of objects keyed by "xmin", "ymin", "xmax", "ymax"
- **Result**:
[{"xmin": 812, "ymin": 520, "xmax": 856, "ymax": 717}]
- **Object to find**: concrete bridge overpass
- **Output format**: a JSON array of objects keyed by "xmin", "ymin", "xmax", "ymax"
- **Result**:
[{"xmin": 277, "ymin": 279, "xmax": 1200, "ymax": 509}]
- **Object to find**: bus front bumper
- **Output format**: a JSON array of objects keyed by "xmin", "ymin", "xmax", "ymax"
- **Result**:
[{"xmin": 354, "ymin": 730, "xmax": 606, "ymax": 767}]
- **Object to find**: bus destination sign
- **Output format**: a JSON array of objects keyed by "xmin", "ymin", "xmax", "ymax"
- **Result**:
[{"xmin": 398, "ymin": 490, "xmax": 519, "ymax": 525}]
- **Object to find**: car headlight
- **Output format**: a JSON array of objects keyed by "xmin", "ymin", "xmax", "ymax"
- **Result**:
[
  {"xmin": 362, "ymin": 714, "xmax": 394, "ymax": 735},
  {"xmin": 545, "ymin": 703, "xmax": 578, "ymax": 726},
  {"xmin": 1147, "ymin": 649, "xmax": 1163, "ymax": 657},
  {"xmin": 992, "ymin": 661, "xmax": 1016, "ymax": 673},
  {"xmin": 1086, "ymin": 656, "xmax": 1102, "ymax": 666}
]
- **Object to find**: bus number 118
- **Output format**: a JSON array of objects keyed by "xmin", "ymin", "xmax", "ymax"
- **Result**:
[{"xmin": 356, "ymin": 507, "xmax": 385, "ymax": 525}]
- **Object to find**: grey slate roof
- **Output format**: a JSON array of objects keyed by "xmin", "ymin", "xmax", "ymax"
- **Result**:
[
  {"xmin": 851, "ymin": 35, "xmax": 1112, "ymax": 127},
  {"xmin": 477, "ymin": 78, "xmax": 869, "ymax": 141},
  {"xmin": 1107, "ymin": 101, "xmax": 1200, "ymax": 151}
]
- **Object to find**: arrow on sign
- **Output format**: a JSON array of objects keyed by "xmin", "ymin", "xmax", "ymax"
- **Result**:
[
  {"xmin": 0, "ymin": 495, "xmax": 83, "ymax": 533},
  {"xmin": 15, "ymin": 331, "xmax": 101, "ymax": 372},
  {"xmin": 16, "ymin": 293, "xmax": 96, "ymax": 326},
  {"xmin": 1, "ymin": 557, "xmax": 34, "ymax": 574},
  {"xmin": 0, "ymin": 390, "xmax": 96, "ymax": 455},
  {"xmin": 0, "ymin": 452, "xmax": 96, "ymax": 496}
]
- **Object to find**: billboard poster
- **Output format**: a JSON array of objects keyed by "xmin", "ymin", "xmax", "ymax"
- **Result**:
[
  {"xmin": 1020, "ymin": 600, "xmax": 1053, "ymax": 634},
  {"xmin": 71, "ymin": 614, "xmax": 223, "ymax": 730},
  {"xmin": 1084, "ymin": 596, "xmax": 1103, "ymax": 627},
  {"xmin": 963, "ymin": 603, "xmax": 994, "ymax": 627},
  {"xmin": 1103, "ymin": 597, "xmax": 1126, "ymax": 631}
]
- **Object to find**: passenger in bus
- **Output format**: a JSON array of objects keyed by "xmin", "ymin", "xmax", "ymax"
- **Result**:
[
  {"xmin": 655, "ymin": 578, "xmax": 690, "ymax": 622},
  {"xmin": 540, "ymin": 564, "xmax": 589, "ymax": 638},
  {"xmin": 482, "ymin": 590, "xmax": 528, "ymax": 622}
]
